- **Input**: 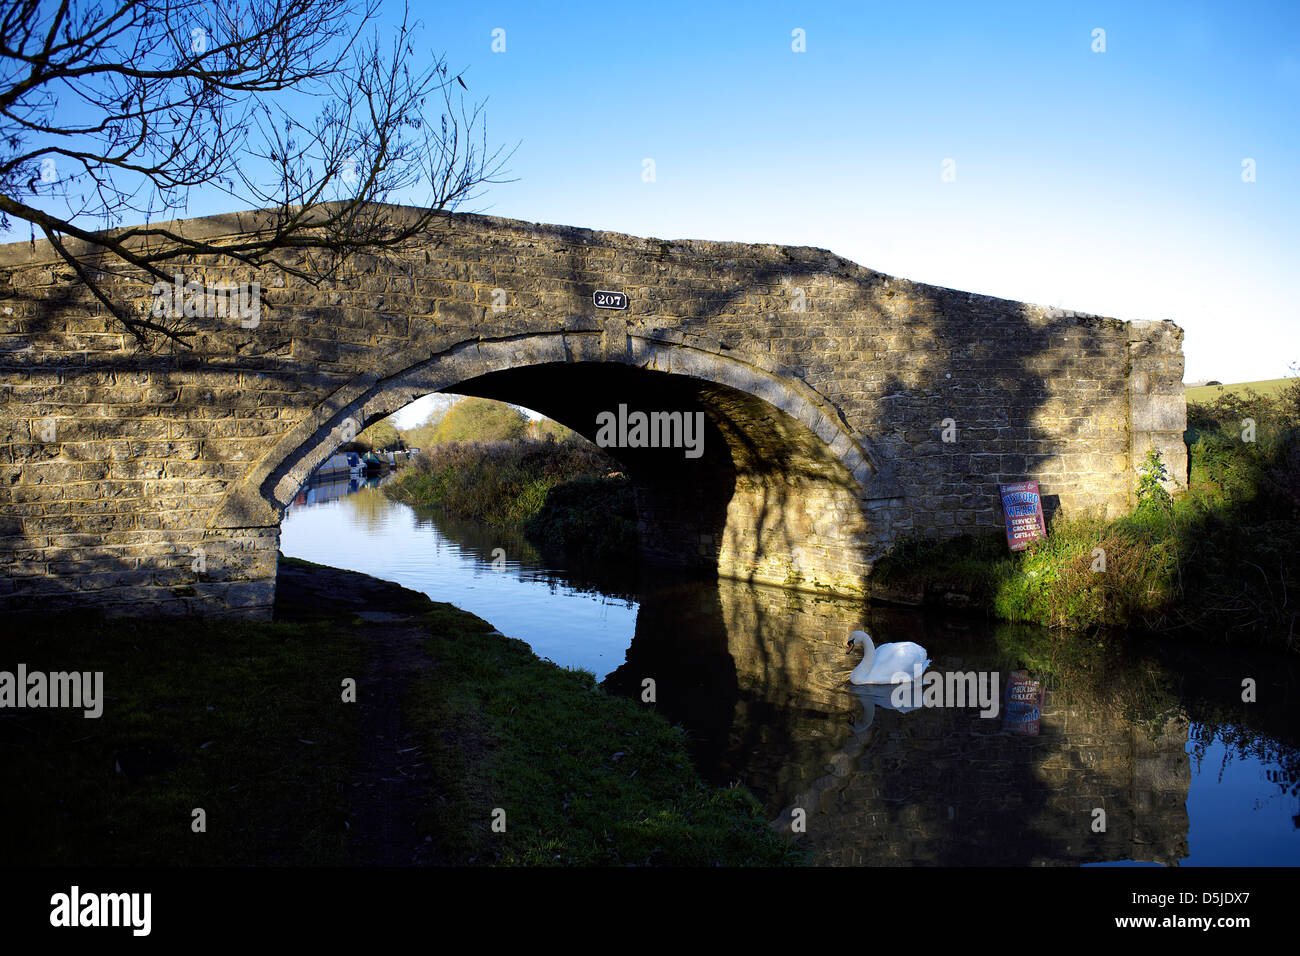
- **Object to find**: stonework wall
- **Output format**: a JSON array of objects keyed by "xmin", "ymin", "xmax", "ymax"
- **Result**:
[{"xmin": 0, "ymin": 204, "xmax": 1187, "ymax": 617}]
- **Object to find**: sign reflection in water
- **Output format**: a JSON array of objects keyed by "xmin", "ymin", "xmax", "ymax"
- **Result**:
[{"xmin": 281, "ymin": 472, "xmax": 1300, "ymax": 866}]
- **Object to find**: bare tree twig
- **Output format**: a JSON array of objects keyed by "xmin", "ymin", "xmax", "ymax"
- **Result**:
[{"xmin": 0, "ymin": 0, "xmax": 516, "ymax": 347}]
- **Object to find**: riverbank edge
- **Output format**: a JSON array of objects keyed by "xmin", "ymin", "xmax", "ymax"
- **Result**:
[
  {"xmin": 0, "ymin": 557, "xmax": 799, "ymax": 866},
  {"xmin": 381, "ymin": 439, "xmax": 639, "ymax": 570},
  {"xmin": 279, "ymin": 555, "xmax": 801, "ymax": 865},
  {"xmin": 862, "ymin": 519, "xmax": 1296, "ymax": 654}
]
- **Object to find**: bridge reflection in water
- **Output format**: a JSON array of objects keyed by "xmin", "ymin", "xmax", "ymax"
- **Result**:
[{"xmin": 608, "ymin": 577, "xmax": 1199, "ymax": 866}]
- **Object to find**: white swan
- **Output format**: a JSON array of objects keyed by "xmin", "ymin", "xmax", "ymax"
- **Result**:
[{"xmin": 847, "ymin": 630, "xmax": 930, "ymax": 685}]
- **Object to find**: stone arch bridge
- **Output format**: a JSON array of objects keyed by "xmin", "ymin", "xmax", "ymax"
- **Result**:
[{"xmin": 0, "ymin": 205, "xmax": 1186, "ymax": 618}]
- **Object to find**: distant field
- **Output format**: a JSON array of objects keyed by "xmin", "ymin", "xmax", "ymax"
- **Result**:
[{"xmin": 1186, "ymin": 378, "xmax": 1293, "ymax": 404}]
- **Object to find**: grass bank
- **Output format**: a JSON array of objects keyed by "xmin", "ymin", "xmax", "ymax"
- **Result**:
[
  {"xmin": 871, "ymin": 382, "xmax": 1300, "ymax": 651},
  {"xmin": 1185, "ymin": 377, "xmax": 1294, "ymax": 404},
  {"xmin": 0, "ymin": 556, "xmax": 794, "ymax": 866},
  {"xmin": 409, "ymin": 602, "xmax": 799, "ymax": 865},
  {"xmin": 385, "ymin": 438, "xmax": 638, "ymax": 570},
  {"xmin": 0, "ymin": 600, "xmax": 364, "ymax": 864}
]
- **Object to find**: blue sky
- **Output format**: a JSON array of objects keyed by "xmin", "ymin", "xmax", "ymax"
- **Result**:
[
  {"xmin": 20, "ymin": 1, "xmax": 1300, "ymax": 384},
  {"xmin": 425, "ymin": 0, "xmax": 1299, "ymax": 384}
]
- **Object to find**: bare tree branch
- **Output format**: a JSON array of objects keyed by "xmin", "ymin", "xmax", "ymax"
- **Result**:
[{"xmin": 0, "ymin": 0, "xmax": 516, "ymax": 348}]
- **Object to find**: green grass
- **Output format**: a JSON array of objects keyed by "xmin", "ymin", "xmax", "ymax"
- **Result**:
[
  {"xmin": 1186, "ymin": 378, "xmax": 1293, "ymax": 404},
  {"xmin": 0, "ymin": 610, "xmax": 364, "ymax": 865},
  {"xmin": 406, "ymin": 603, "xmax": 802, "ymax": 866},
  {"xmin": 873, "ymin": 511, "xmax": 1182, "ymax": 632}
]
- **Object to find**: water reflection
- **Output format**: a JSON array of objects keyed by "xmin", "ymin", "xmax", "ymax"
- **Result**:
[
  {"xmin": 288, "ymin": 472, "xmax": 376, "ymax": 508},
  {"xmin": 607, "ymin": 576, "xmax": 1300, "ymax": 865},
  {"xmin": 282, "ymin": 474, "xmax": 638, "ymax": 679},
  {"xmin": 281, "ymin": 473, "xmax": 1300, "ymax": 866}
]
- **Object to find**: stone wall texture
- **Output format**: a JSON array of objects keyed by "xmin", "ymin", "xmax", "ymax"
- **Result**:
[{"xmin": 0, "ymin": 204, "xmax": 1187, "ymax": 618}]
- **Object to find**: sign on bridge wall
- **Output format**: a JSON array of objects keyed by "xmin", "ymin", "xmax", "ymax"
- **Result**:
[{"xmin": 999, "ymin": 480, "xmax": 1047, "ymax": 551}]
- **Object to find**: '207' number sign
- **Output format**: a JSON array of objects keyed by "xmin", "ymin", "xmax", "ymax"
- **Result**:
[{"xmin": 593, "ymin": 290, "xmax": 628, "ymax": 310}]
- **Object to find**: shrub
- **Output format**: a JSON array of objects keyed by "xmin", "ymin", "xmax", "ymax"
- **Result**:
[
  {"xmin": 525, "ymin": 475, "xmax": 638, "ymax": 566},
  {"xmin": 1135, "ymin": 448, "xmax": 1173, "ymax": 517},
  {"xmin": 386, "ymin": 437, "xmax": 624, "ymax": 529}
]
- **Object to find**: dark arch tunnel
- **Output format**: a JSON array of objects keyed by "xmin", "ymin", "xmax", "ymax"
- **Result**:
[{"xmin": 440, "ymin": 361, "xmax": 873, "ymax": 593}]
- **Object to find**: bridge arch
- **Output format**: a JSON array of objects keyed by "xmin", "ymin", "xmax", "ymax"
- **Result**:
[{"xmin": 215, "ymin": 326, "xmax": 904, "ymax": 595}]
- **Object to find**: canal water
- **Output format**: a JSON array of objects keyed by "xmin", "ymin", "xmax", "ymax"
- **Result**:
[{"xmin": 281, "ymin": 473, "xmax": 1300, "ymax": 866}]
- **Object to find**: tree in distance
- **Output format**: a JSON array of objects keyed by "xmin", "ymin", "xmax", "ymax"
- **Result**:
[
  {"xmin": 428, "ymin": 397, "xmax": 526, "ymax": 444},
  {"xmin": 354, "ymin": 418, "xmax": 403, "ymax": 452},
  {"xmin": 527, "ymin": 417, "xmax": 577, "ymax": 443}
]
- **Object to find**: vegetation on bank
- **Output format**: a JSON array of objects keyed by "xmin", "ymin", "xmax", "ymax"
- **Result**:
[
  {"xmin": 396, "ymin": 396, "xmax": 576, "ymax": 450},
  {"xmin": 871, "ymin": 379, "xmax": 1299, "ymax": 650},
  {"xmin": 352, "ymin": 417, "xmax": 404, "ymax": 452},
  {"xmin": 522, "ymin": 475, "xmax": 638, "ymax": 567},
  {"xmin": 339, "ymin": 397, "xmax": 575, "ymax": 456},
  {"xmin": 385, "ymin": 437, "xmax": 638, "ymax": 569},
  {"xmin": 0, "ymin": 558, "xmax": 797, "ymax": 866},
  {"xmin": 408, "ymin": 602, "xmax": 799, "ymax": 865}
]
